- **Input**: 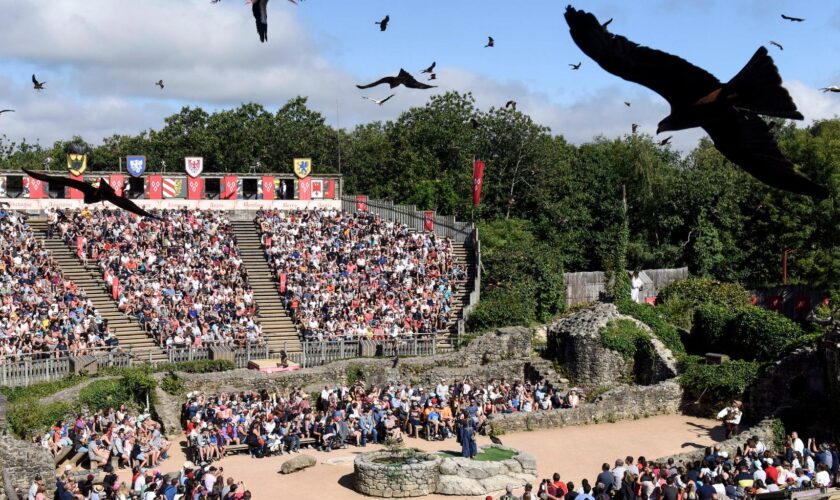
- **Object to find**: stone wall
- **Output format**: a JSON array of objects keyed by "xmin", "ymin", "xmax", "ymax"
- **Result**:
[
  {"xmin": 655, "ymin": 418, "xmax": 778, "ymax": 465},
  {"xmin": 0, "ymin": 396, "xmax": 55, "ymax": 500},
  {"xmin": 488, "ymin": 379, "xmax": 683, "ymax": 435},
  {"xmin": 436, "ymin": 446, "xmax": 537, "ymax": 496},
  {"xmin": 547, "ymin": 304, "xmax": 677, "ymax": 391}
]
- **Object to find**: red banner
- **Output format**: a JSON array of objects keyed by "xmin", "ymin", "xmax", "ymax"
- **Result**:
[
  {"xmin": 279, "ymin": 273, "xmax": 287, "ymax": 293},
  {"xmin": 356, "ymin": 195, "xmax": 368, "ymax": 212},
  {"xmin": 147, "ymin": 175, "xmax": 163, "ymax": 200},
  {"xmin": 298, "ymin": 176, "xmax": 311, "ymax": 200},
  {"xmin": 424, "ymin": 211, "xmax": 434, "ymax": 231},
  {"xmin": 473, "ymin": 160, "xmax": 485, "ymax": 207},
  {"xmin": 261, "ymin": 176, "xmax": 275, "ymax": 201},
  {"xmin": 26, "ymin": 176, "xmax": 46, "ymax": 199},
  {"xmin": 794, "ymin": 296, "xmax": 810, "ymax": 314},
  {"xmin": 768, "ymin": 296, "xmax": 783, "ymax": 312},
  {"xmin": 112, "ymin": 280, "xmax": 119, "ymax": 300},
  {"xmin": 67, "ymin": 175, "xmax": 85, "ymax": 199},
  {"xmin": 222, "ymin": 175, "xmax": 238, "ymax": 200},
  {"xmin": 108, "ymin": 174, "xmax": 125, "ymax": 197},
  {"xmin": 187, "ymin": 177, "xmax": 204, "ymax": 200},
  {"xmin": 324, "ymin": 179, "xmax": 335, "ymax": 199},
  {"xmin": 76, "ymin": 236, "xmax": 84, "ymax": 258}
]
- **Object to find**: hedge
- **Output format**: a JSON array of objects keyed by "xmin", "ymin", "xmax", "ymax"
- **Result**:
[
  {"xmin": 729, "ymin": 307, "xmax": 804, "ymax": 361},
  {"xmin": 689, "ymin": 303, "xmax": 736, "ymax": 352},
  {"xmin": 600, "ymin": 319, "xmax": 649, "ymax": 360},
  {"xmin": 679, "ymin": 355, "xmax": 764, "ymax": 408},
  {"xmin": 616, "ymin": 300, "xmax": 685, "ymax": 355},
  {"xmin": 658, "ymin": 277, "xmax": 752, "ymax": 311}
]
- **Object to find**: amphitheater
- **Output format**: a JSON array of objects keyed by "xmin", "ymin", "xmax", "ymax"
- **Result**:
[{"xmin": 0, "ymin": 175, "xmax": 838, "ymax": 500}]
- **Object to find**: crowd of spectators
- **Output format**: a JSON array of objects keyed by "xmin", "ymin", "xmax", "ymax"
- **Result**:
[
  {"xmin": 55, "ymin": 208, "xmax": 264, "ymax": 349},
  {"xmin": 181, "ymin": 376, "xmax": 582, "ymax": 458},
  {"xmin": 0, "ymin": 208, "xmax": 114, "ymax": 363},
  {"xmin": 255, "ymin": 208, "xmax": 465, "ymax": 341},
  {"xmin": 494, "ymin": 431, "xmax": 839, "ymax": 500}
]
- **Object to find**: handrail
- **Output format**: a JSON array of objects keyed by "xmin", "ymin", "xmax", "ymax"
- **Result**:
[{"xmin": 340, "ymin": 195, "xmax": 473, "ymax": 242}]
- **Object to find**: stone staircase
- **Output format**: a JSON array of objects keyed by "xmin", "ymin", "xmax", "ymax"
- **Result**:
[
  {"xmin": 27, "ymin": 217, "xmax": 169, "ymax": 363},
  {"xmin": 230, "ymin": 220, "xmax": 301, "ymax": 354},
  {"xmin": 440, "ymin": 243, "xmax": 477, "ymax": 351}
]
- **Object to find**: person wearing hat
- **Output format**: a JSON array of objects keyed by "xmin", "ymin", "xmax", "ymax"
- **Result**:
[
  {"xmin": 90, "ymin": 483, "xmax": 105, "ymax": 500},
  {"xmin": 716, "ymin": 401, "xmax": 743, "ymax": 439}
]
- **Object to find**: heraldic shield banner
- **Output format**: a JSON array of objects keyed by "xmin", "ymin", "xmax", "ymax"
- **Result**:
[
  {"xmin": 127, "ymin": 156, "xmax": 146, "ymax": 178},
  {"xmin": 185, "ymin": 157, "xmax": 204, "ymax": 178},
  {"xmin": 293, "ymin": 158, "xmax": 312, "ymax": 179},
  {"xmin": 67, "ymin": 154, "xmax": 87, "ymax": 176}
]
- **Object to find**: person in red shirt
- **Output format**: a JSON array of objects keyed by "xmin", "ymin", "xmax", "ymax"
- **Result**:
[
  {"xmin": 552, "ymin": 473, "xmax": 569, "ymax": 496},
  {"xmin": 764, "ymin": 460, "xmax": 779, "ymax": 485}
]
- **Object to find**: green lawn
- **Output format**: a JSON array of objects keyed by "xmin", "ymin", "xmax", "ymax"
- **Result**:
[{"xmin": 439, "ymin": 446, "xmax": 516, "ymax": 461}]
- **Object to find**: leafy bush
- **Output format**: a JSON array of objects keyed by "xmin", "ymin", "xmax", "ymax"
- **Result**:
[
  {"xmin": 658, "ymin": 277, "xmax": 751, "ymax": 311},
  {"xmin": 679, "ymin": 355, "xmax": 763, "ymax": 408},
  {"xmin": 689, "ymin": 303, "xmax": 736, "ymax": 352},
  {"xmin": 7, "ymin": 401, "xmax": 73, "ymax": 439},
  {"xmin": 160, "ymin": 371, "xmax": 186, "ymax": 396},
  {"xmin": 616, "ymin": 300, "xmax": 685, "ymax": 355},
  {"xmin": 657, "ymin": 295, "xmax": 695, "ymax": 331},
  {"xmin": 0, "ymin": 375, "xmax": 87, "ymax": 403},
  {"xmin": 344, "ymin": 363, "xmax": 366, "ymax": 385},
  {"xmin": 729, "ymin": 307, "xmax": 804, "ymax": 361},
  {"xmin": 154, "ymin": 359, "xmax": 235, "ymax": 374},
  {"xmin": 78, "ymin": 379, "xmax": 131, "ymax": 411},
  {"xmin": 467, "ymin": 286, "xmax": 536, "ymax": 332},
  {"xmin": 600, "ymin": 319, "xmax": 648, "ymax": 359}
]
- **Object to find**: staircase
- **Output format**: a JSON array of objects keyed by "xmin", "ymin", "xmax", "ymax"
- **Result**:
[
  {"xmin": 27, "ymin": 217, "xmax": 169, "ymax": 363},
  {"xmin": 439, "ymin": 242, "xmax": 477, "ymax": 351},
  {"xmin": 230, "ymin": 220, "xmax": 301, "ymax": 355}
]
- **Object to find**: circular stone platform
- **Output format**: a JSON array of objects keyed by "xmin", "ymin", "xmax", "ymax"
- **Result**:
[{"xmin": 354, "ymin": 445, "xmax": 537, "ymax": 497}]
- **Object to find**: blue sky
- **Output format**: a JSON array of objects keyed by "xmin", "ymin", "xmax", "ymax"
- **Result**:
[{"xmin": 0, "ymin": 0, "xmax": 839, "ymax": 151}]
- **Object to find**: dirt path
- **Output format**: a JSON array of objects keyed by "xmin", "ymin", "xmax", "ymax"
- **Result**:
[{"xmin": 113, "ymin": 414, "xmax": 725, "ymax": 499}]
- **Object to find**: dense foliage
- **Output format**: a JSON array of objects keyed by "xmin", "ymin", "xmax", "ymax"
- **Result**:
[
  {"xmin": 658, "ymin": 278, "xmax": 752, "ymax": 311},
  {"xmin": 600, "ymin": 319, "xmax": 649, "ymax": 360},
  {"xmin": 679, "ymin": 355, "xmax": 764, "ymax": 408},
  {"xmin": 616, "ymin": 300, "xmax": 685, "ymax": 355}
]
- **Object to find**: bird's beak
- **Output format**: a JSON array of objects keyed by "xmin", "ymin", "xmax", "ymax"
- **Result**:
[{"xmin": 655, "ymin": 125, "xmax": 662, "ymax": 135}]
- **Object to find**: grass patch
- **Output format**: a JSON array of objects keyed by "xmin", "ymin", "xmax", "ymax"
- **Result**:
[
  {"xmin": 0, "ymin": 374, "xmax": 89, "ymax": 403},
  {"xmin": 439, "ymin": 446, "xmax": 515, "ymax": 461}
]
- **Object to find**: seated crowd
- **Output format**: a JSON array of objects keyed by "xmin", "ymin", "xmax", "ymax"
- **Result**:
[
  {"xmin": 255, "ymin": 208, "xmax": 465, "ymax": 341},
  {"xmin": 497, "ymin": 432, "xmax": 839, "ymax": 500},
  {"xmin": 0, "ymin": 209, "xmax": 115, "ymax": 363},
  {"xmin": 182, "ymin": 376, "xmax": 582, "ymax": 458},
  {"xmin": 55, "ymin": 208, "xmax": 264, "ymax": 349}
]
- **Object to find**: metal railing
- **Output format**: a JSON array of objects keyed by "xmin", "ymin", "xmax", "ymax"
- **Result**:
[
  {"xmin": 340, "ymin": 195, "xmax": 473, "ymax": 243},
  {"xmin": 287, "ymin": 335, "xmax": 438, "ymax": 369},
  {"xmin": 456, "ymin": 227, "xmax": 481, "ymax": 348}
]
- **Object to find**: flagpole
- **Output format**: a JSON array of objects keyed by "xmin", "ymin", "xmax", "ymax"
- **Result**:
[{"xmin": 471, "ymin": 155, "xmax": 476, "ymax": 224}]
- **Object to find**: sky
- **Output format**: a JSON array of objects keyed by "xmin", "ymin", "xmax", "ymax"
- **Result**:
[{"xmin": 1, "ymin": 0, "xmax": 840, "ymax": 153}]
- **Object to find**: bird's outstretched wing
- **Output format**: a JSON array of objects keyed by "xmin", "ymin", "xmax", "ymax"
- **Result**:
[
  {"xmin": 252, "ymin": 0, "xmax": 268, "ymax": 42},
  {"xmin": 703, "ymin": 110, "xmax": 829, "ymax": 199},
  {"xmin": 32, "ymin": 74, "xmax": 38, "ymax": 85},
  {"xmin": 379, "ymin": 94, "xmax": 395, "ymax": 105},
  {"xmin": 0, "ymin": 110, "xmax": 14, "ymax": 114},
  {"xmin": 396, "ymin": 69, "xmax": 436, "ymax": 89},
  {"xmin": 22, "ymin": 169, "xmax": 92, "ymax": 194},
  {"xmin": 564, "ymin": 6, "xmax": 721, "ymax": 107},
  {"xmin": 356, "ymin": 76, "xmax": 397, "ymax": 89},
  {"xmin": 98, "ymin": 180, "xmax": 161, "ymax": 219}
]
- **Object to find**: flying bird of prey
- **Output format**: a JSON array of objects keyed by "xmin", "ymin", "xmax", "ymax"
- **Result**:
[
  {"xmin": 22, "ymin": 169, "xmax": 160, "ymax": 219},
  {"xmin": 569, "ymin": 62, "xmax": 582, "ymax": 70},
  {"xmin": 469, "ymin": 118, "xmax": 482, "ymax": 129},
  {"xmin": 624, "ymin": 101, "xmax": 631, "ymax": 106},
  {"xmin": 631, "ymin": 123, "xmax": 639, "ymax": 133},
  {"xmin": 489, "ymin": 434, "xmax": 503, "ymax": 446},
  {"xmin": 361, "ymin": 94, "xmax": 395, "ymax": 106},
  {"xmin": 251, "ymin": 0, "xmax": 268, "ymax": 43},
  {"xmin": 485, "ymin": 36, "xmax": 494, "ymax": 48},
  {"xmin": 32, "ymin": 74, "xmax": 46, "ymax": 91},
  {"xmin": 820, "ymin": 86, "xmax": 840, "ymax": 93},
  {"xmin": 505, "ymin": 100, "xmax": 517, "ymax": 110},
  {"xmin": 781, "ymin": 14, "xmax": 805, "ymax": 22},
  {"xmin": 376, "ymin": 15, "xmax": 389, "ymax": 31},
  {"xmin": 564, "ymin": 5, "xmax": 828, "ymax": 199},
  {"xmin": 769, "ymin": 41, "xmax": 783, "ymax": 51},
  {"xmin": 356, "ymin": 69, "xmax": 436, "ymax": 90},
  {"xmin": 428, "ymin": 73, "xmax": 436, "ymax": 81},
  {"xmin": 0, "ymin": 110, "xmax": 14, "ymax": 115},
  {"xmin": 658, "ymin": 136, "xmax": 673, "ymax": 146},
  {"xmin": 155, "ymin": 80, "xmax": 164, "ymax": 89},
  {"xmin": 601, "ymin": 18, "xmax": 612, "ymax": 29},
  {"xmin": 421, "ymin": 62, "xmax": 436, "ymax": 74}
]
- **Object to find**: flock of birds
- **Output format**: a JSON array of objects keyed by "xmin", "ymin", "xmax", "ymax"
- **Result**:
[{"xmin": 2, "ymin": 4, "xmax": 835, "ymax": 215}]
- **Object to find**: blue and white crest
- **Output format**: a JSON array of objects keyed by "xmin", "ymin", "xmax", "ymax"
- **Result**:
[{"xmin": 127, "ymin": 155, "xmax": 146, "ymax": 178}]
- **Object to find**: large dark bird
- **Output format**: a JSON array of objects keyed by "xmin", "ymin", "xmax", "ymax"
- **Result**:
[
  {"xmin": 469, "ymin": 118, "xmax": 482, "ymax": 129},
  {"xmin": 356, "ymin": 69, "xmax": 436, "ymax": 90},
  {"xmin": 489, "ymin": 434, "xmax": 503, "ymax": 446},
  {"xmin": 485, "ymin": 36, "xmax": 494, "ymax": 48},
  {"xmin": 251, "ymin": 0, "xmax": 268, "ymax": 43},
  {"xmin": 155, "ymin": 80, "xmax": 164, "ymax": 89},
  {"xmin": 658, "ymin": 135, "xmax": 673, "ymax": 146},
  {"xmin": 769, "ymin": 41, "xmax": 783, "ymax": 51},
  {"xmin": 631, "ymin": 123, "xmax": 639, "ymax": 133},
  {"xmin": 22, "ymin": 169, "xmax": 160, "ymax": 219},
  {"xmin": 505, "ymin": 100, "xmax": 517, "ymax": 110},
  {"xmin": 421, "ymin": 62, "xmax": 436, "ymax": 74},
  {"xmin": 781, "ymin": 14, "xmax": 804, "ymax": 22},
  {"xmin": 564, "ymin": 5, "xmax": 828, "ymax": 199},
  {"xmin": 376, "ymin": 15, "xmax": 389, "ymax": 31},
  {"xmin": 428, "ymin": 73, "xmax": 436, "ymax": 81},
  {"xmin": 0, "ymin": 109, "xmax": 14, "ymax": 115},
  {"xmin": 624, "ymin": 101, "xmax": 631, "ymax": 106},
  {"xmin": 569, "ymin": 62, "xmax": 582, "ymax": 70},
  {"xmin": 820, "ymin": 86, "xmax": 840, "ymax": 93},
  {"xmin": 32, "ymin": 74, "xmax": 46, "ymax": 91}
]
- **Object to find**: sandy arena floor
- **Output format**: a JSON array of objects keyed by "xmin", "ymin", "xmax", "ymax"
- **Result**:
[{"xmin": 110, "ymin": 414, "xmax": 725, "ymax": 499}]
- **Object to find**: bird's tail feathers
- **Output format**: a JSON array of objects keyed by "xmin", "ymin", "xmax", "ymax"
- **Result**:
[{"xmin": 726, "ymin": 47, "xmax": 803, "ymax": 120}]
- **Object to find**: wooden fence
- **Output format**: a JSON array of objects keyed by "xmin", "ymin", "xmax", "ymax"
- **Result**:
[
  {"xmin": 286, "ymin": 336, "xmax": 438, "ymax": 369},
  {"xmin": 751, "ymin": 285, "xmax": 826, "ymax": 319},
  {"xmin": 564, "ymin": 267, "xmax": 689, "ymax": 306},
  {"xmin": 0, "ymin": 348, "xmax": 134, "ymax": 388}
]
